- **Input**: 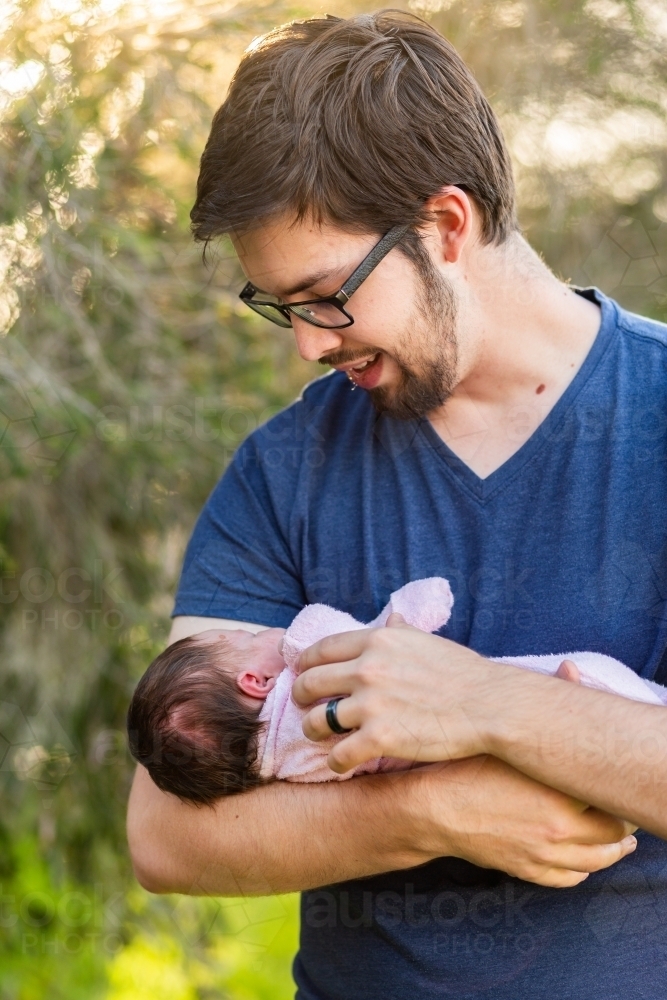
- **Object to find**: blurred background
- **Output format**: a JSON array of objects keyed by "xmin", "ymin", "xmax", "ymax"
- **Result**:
[{"xmin": 1, "ymin": 0, "xmax": 666, "ymax": 996}]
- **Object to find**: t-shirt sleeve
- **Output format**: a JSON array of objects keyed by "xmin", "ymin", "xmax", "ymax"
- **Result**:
[{"xmin": 172, "ymin": 433, "xmax": 306, "ymax": 627}]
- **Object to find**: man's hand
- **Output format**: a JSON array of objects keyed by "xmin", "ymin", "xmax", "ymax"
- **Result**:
[
  {"xmin": 293, "ymin": 615, "xmax": 667, "ymax": 839},
  {"xmin": 417, "ymin": 755, "xmax": 637, "ymax": 888},
  {"xmin": 293, "ymin": 615, "xmax": 503, "ymax": 772}
]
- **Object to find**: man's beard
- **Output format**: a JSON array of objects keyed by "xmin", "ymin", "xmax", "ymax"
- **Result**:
[
  {"xmin": 369, "ymin": 268, "xmax": 458, "ymax": 420},
  {"xmin": 323, "ymin": 268, "xmax": 459, "ymax": 421}
]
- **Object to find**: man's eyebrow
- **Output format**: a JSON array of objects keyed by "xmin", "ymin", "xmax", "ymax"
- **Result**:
[{"xmin": 273, "ymin": 265, "xmax": 349, "ymax": 298}]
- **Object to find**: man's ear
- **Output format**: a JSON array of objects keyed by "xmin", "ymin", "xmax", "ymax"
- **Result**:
[
  {"xmin": 423, "ymin": 185, "xmax": 474, "ymax": 266},
  {"xmin": 237, "ymin": 670, "xmax": 276, "ymax": 700}
]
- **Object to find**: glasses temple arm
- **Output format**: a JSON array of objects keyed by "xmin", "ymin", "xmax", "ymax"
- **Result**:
[{"xmin": 336, "ymin": 224, "xmax": 411, "ymax": 303}]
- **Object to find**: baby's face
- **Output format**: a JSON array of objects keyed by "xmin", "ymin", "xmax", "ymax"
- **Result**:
[{"xmin": 195, "ymin": 627, "xmax": 286, "ymax": 701}]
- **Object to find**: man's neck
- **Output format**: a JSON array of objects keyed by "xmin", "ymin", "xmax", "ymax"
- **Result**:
[{"xmin": 428, "ymin": 236, "xmax": 601, "ymax": 479}]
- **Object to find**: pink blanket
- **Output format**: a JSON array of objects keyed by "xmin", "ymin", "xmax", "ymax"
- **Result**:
[{"xmin": 257, "ymin": 577, "xmax": 667, "ymax": 782}]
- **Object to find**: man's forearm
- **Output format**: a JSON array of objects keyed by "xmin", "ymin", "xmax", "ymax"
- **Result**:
[
  {"xmin": 487, "ymin": 668, "xmax": 667, "ymax": 835},
  {"xmin": 127, "ymin": 764, "xmax": 432, "ymax": 896},
  {"xmin": 128, "ymin": 755, "xmax": 637, "ymax": 895},
  {"xmin": 296, "ymin": 625, "xmax": 667, "ymax": 837}
]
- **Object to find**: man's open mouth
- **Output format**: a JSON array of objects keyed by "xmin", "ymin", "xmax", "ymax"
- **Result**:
[{"xmin": 340, "ymin": 353, "xmax": 384, "ymax": 389}]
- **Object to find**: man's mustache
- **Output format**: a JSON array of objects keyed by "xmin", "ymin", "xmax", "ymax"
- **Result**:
[{"xmin": 318, "ymin": 348, "xmax": 381, "ymax": 367}]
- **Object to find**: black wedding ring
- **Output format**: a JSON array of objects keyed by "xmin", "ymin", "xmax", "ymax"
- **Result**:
[{"xmin": 325, "ymin": 697, "xmax": 353, "ymax": 735}]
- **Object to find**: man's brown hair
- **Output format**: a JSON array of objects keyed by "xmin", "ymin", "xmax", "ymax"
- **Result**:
[
  {"xmin": 191, "ymin": 10, "xmax": 517, "ymax": 249},
  {"xmin": 127, "ymin": 636, "xmax": 266, "ymax": 804}
]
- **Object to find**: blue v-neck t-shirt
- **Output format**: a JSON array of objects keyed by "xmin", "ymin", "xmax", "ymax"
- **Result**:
[{"xmin": 174, "ymin": 288, "xmax": 667, "ymax": 999}]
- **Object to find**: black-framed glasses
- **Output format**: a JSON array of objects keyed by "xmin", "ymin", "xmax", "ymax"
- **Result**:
[{"xmin": 239, "ymin": 224, "xmax": 410, "ymax": 329}]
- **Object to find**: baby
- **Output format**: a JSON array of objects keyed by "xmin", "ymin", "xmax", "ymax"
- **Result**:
[{"xmin": 127, "ymin": 578, "xmax": 667, "ymax": 804}]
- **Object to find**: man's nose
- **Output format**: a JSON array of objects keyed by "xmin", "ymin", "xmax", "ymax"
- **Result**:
[{"xmin": 291, "ymin": 317, "xmax": 343, "ymax": 362}]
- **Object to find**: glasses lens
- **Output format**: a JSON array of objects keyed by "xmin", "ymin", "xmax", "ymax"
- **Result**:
[
  {"xmin": 289, "ymin": 301, "xmax": 351, "ymax": 329},
  {"xmin": 246, "ymin": 301, "xmax": 292, "ymax": 328}
]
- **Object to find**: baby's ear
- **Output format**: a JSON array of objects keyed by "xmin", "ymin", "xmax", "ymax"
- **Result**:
[{"xmin": 237, "ymin": 670, "xmax": 274, "ymax": 700}]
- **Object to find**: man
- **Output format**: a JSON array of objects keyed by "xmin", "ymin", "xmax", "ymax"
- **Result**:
[{"xmin": 127, "ymin": 12, "xmax": 667, "ymax": 998}]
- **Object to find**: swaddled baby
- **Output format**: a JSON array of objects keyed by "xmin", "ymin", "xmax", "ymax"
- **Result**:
[{"xmin": 127, "ymin": 578, "xmax": 667, "ymax": 804}]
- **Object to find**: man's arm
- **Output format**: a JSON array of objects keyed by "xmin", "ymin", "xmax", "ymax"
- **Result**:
[
  {"xmin": 486, "ymin": 667, "xmax": 667, "ymax": 834},
  {"xmin": 128, "ymin": 757, "xmax": 636, "ymax": 895},
  {"xmin": 127, "ymin": 617, "xmax": 636, "ymax": 895}
]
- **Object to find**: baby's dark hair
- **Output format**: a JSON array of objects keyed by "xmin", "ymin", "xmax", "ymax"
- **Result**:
[{"xmin": 127, "ymin": 634, "xmax": 266, "ymax": 804}]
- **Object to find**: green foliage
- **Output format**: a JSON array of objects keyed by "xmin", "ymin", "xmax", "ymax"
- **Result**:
[
  {"xmin": 0, "ymin": 0, "xmax": 311, "ymax": 994},
  {"xmin": 431, "ymin": 0, "xmax": 667, "ymax": 315},
  {"xmin": 0, "ymin": 0, "xmax": 666, "ymax": 996}
]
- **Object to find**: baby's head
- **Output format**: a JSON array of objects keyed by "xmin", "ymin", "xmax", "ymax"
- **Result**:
[{"xmin": 127, "ymin": 627, "xmax": 285, "ymax": 804}]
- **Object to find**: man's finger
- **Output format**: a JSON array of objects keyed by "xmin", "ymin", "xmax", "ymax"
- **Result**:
[
  {"xmin": 571, "ymin": 807, "xmax": 638, "ymax": 844},
  {"xmin": 546, "ymin": 834, "xmax": 637, "ymax": 874},
  {"xmin": 385, "ymin": 612, "xmax": 412, "ymax": 628},
  {"xmin": 301, "ymin": 696, "xmax": 359, "ymax": 741},
  {"xmin": 555, "ymin": 659, "xmax": 581, "ymax": 683},
  {"xmin": 531, "ymin": 869, "xmax": 590, "ymax": 889},
  {"xmin": 327, "ymin": 730, "xmax": 378, "ymax": 774},
  {"xmin": 292, "ymin": 662, "xmax": 357, "ymax": 706},
  {"xmin": 297, "ymin": 629, "xmax": 373, "ymax": 672}
]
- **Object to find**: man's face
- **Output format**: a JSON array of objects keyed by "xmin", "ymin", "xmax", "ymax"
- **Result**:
[{"xmin": 233, "ymin": 216, "xmax": 459, "ymax": 420}]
